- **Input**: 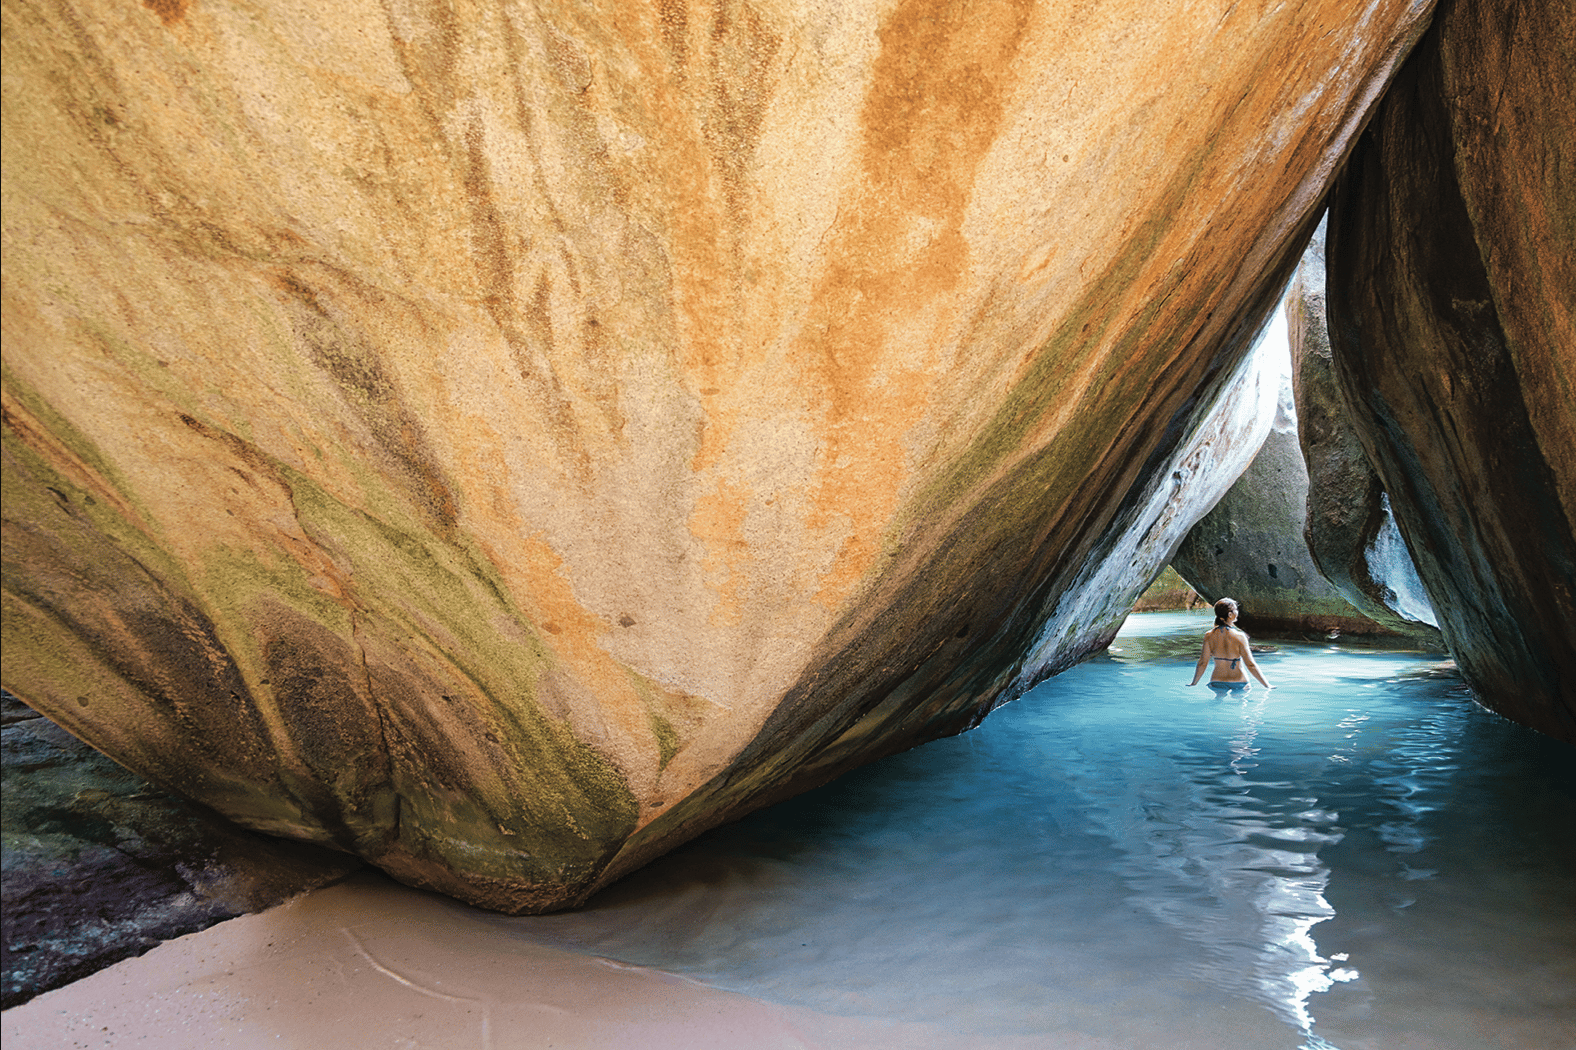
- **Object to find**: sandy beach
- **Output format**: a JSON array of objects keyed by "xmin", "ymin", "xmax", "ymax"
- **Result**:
[{"xmin": 2, "ymin": 873, "xmax": 1056, "ymax": 1050}]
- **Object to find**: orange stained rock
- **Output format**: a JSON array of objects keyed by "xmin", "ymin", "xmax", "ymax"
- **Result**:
[{"xmin": 2, "ymin": 0, "xmax": 1440, "ymax": 910}]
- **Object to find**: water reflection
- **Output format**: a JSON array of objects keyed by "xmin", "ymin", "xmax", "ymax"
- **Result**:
[
  {"xmin": 488, "ymin": 613, "xmax": 1574, "ymax": 1050},
  {"xmin": 1067, "ymin": 686, "xmax": 1354, "ymax": 1045}
]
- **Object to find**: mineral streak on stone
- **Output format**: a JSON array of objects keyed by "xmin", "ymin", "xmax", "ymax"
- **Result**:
[
  {"xmin": 1288, "ymin": 221, "xmax": 1440, "ymax": 640},
  {"xmin": 2, "ymin": 0, "xmax": 1437, "ymax": 911},
  {"xmin": 1326, "ymin": 0, "xmax": 1576, "ymax": 742}
]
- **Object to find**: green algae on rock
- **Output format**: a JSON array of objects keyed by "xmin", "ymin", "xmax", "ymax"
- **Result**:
[{"xmin": 4, "ymin": 0, "xmax": 1437, "ymax": 910}]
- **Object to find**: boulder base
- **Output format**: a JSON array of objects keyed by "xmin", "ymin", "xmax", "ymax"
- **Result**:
[
  {"xmin": 1287, "ymin": 223, "xmax": 1440, "ymax": 640},
  {"xmin": 1, "ymin": 692, "xmax": 359, "ymax": 1008},
  {"xmin": 3, "ymin": 0, "xmax": 1437, "ymax": 908}
]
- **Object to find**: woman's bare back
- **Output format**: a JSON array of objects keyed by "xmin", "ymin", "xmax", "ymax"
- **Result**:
[{"xmin": 1188, "ymin": 598, "xmax": 1273, "ymax": 690}]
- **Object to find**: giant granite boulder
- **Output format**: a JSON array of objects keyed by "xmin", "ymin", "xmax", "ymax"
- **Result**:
[
  {"xmin": 1288, "ymin": 221, "xmax": 1440, "ymax": 640},
  {"xmin": 1172, "ymin": 334, "xmax": 1398, "ymax": 638},
  {"xmin": 3, "ymin": 0, "xmax": 1436, "ymax": 910},
  {"xmin": 1326, "ymin": 0, "xmax": 1576, "ymax": 742}
]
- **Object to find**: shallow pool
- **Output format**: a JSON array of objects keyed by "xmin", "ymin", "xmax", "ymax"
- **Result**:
[{"xmin": 519, "ymin": 611, "xmax": 1576, "ymax": 1050}]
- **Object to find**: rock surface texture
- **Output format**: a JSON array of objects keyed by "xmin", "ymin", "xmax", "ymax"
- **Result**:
[
  {"xmin": 1, "ymin": 692, "xmax": 359, "ymax": 1008},
  {"xmin": 1326, "ymin": 0, "xmax": 1576, "ymax": 743},
  {"xmin": 1288, "ymin": 223, "xmax": 1440, "ymax": 639},
  {"xmin": 1172, "ymin": 338, "xmax": 1399, "ymax": 638},
  {"xmin": 1130, "ymin": 567, "xmax": 1203, "ymax": 614},
  {"xmin": 3, "ymin": 0, "xmax": 1435, "ymax": 910}
]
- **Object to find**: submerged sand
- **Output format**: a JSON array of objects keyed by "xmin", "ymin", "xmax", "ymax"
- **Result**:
[{"xmin": 2, "ymin": 874, "xmax": 1062, "ymax": 1050}]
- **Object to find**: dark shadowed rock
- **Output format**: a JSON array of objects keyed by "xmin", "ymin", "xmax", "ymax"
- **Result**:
[
  {"xmin": 1288, "ymin": 223, "xmax": 1442, "ymax": 641},
  {"xmin": 1, "ymin": 691, "xmax": 360, "ymax": 1009},
  {"xmin": 1326, "ymin": 0, "xmax": 1576, "ymax": 742}
]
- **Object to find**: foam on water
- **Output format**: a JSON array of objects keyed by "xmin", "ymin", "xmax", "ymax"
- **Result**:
[{"xmin": 519, "ymin": 611, "xmax": 1574, "ymax": 1049}]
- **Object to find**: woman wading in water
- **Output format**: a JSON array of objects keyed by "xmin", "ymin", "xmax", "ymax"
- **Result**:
[{"xmin": 1188, "ymin": 597, "xmax": 1273, "ymax": 691}]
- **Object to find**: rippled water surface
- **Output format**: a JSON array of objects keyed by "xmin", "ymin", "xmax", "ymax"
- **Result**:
[{"xmin": 514, "ymin": 611, "xmax": 1575, "ymax": 1050}]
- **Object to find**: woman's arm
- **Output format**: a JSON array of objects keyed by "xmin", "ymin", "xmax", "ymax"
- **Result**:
[
  {"xmin": 1188, "ymin": 636, "xmax": 1212, "ymax": 685},
  {"xmin": 1243, "ymin": 644, "xmax": 1273, "ymax": 689}
]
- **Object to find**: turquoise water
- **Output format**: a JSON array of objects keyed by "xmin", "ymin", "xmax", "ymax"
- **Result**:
[{"xmin": 520, "ymin": 611, "xmax": 1576, "ymax": 1049}]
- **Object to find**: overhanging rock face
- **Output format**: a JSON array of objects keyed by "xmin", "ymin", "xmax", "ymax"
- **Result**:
[
  {"xmin": 1326, "ymin": 0, "xmax": 1576, "ymax": 744},
  {"xmin": 3, "ymin": 0, "xmax": 1434, "ymax": 911}
]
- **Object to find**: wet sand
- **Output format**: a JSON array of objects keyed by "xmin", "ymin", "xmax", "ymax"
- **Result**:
[{"xmin": 2, "ymin": 873, "xmax": 1059, "ymax": 1050}]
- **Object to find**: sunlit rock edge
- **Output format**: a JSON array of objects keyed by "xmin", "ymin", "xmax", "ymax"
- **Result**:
[
  {"xmin": 1172, "ymin": 236, "xmax": 1442, "ymax": 642},
  {"xmin": 1286, "ymin": 221, "xmax": 1440, "ymax": 639}
]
